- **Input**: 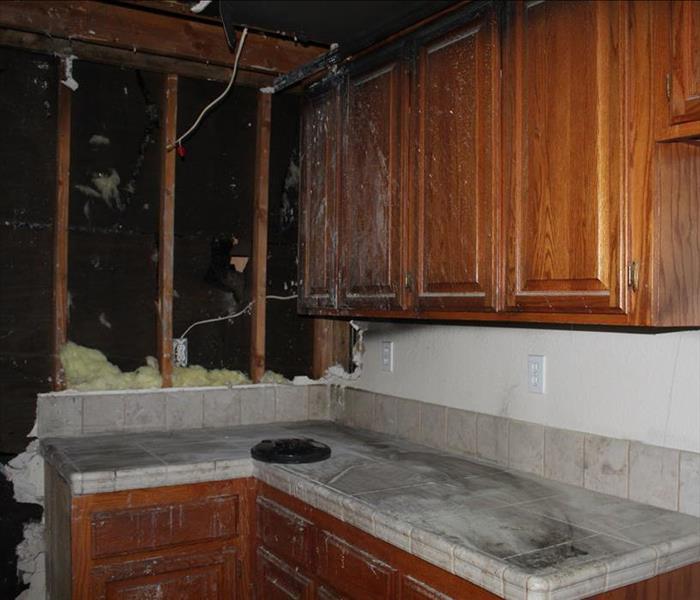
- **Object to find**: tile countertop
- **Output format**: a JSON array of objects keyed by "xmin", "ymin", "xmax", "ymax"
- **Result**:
[{"xmin": 41, "ymin": 421, "xmax": 700, "ymax": 600}]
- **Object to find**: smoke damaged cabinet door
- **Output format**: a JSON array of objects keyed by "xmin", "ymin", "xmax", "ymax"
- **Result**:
[
  {"xmin": 411, "ymin": 8, "xmax": 500, "ymax": 312},
  {"xmin": 337, "ymin": 59, "xmax": 408, "ymax": 311},
  {"xmin": 670, "ymin": 0, "xmax": 700, "ymax": 124},
  {"xmin": 299, "ymin": 82, "xmax": 340, "ymax": 311},
  {"xmin": 502, "ymin": 0, "xmax": 628, "ymax": 315}
]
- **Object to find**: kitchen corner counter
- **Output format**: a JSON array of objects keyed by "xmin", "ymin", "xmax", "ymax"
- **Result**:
[{"xmin": 41, "ymin": 421, "xmax": 700, "ymax": 600}]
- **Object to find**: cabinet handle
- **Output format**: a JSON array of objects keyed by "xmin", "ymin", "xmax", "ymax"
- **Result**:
[{"xmin": 405, "ymin": 272, "xmax": 414, "ymax": 290}]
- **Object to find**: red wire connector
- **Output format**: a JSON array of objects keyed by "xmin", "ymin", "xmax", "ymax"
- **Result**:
[{"xmin": 176, "ymin": 143, "xmax": 186, "ymax": 158}]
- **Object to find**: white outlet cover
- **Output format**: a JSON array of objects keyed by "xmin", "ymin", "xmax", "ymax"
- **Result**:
[
  {"xmin": 381, "ymin": 341, "xmax": 394, "ymax": 372},
  {"xmin": 527, "ymin": 354, "xmax": 546, "ymax": 394}
]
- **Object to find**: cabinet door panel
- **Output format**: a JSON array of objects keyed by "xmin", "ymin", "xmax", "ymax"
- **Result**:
[
  {"xmin": 299, "ymin": 85, "xmax": 339, "ymax": 310},
  {"xmin": 257, "ymin": 547, "xmax": 313, "ymax": 600},
  {"xmin": 316, "ymin": 530, "xmax": 396, "ymax": 599},
  {"xmin": 671, "ymin": 0, "xmax": 700, "ymax": 124},
  {"xmin": 414, "ymin": 10, "xmax": 499, "ymax": 311},
  {"xmin": 503, "ymin": 0, "xmax": 627, "ymax": 313},
  {"xmin": 89, "ymin": 547, "xmax": 237, "ymax": 600},
  {"xmin": 257, "ymin": 495, "xmax": 315, "ymax": 568},
  {"xmin": 339, "ymin": 60, "xmax": 406, "ymax": 310}
]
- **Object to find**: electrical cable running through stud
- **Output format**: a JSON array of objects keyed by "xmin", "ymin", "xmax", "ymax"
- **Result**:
[
  {"xmin": 168, "ymin": 27, "xmax": 249, "ymax": 151},
  {"xmin": 178, "ymin": 294, "xmax": 298, "ymax": 339}
]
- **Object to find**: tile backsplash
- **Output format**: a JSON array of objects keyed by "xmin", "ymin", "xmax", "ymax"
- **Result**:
[
  {"xmin": 36, "ymin": 382, "xmax": 698, "ymax": 517},
  {"xmin": 335, "ymin": 387, "xmax": 700, "ymax": 518},
  {"xmin": 38, "ymin": 383, "xmax": 330, "ymax": 438}
]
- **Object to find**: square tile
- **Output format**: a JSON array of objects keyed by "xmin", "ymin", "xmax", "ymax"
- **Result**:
[
  {"xmin": 476, "ymin": 414, "xmax": 509, "ymax": 466},
  {"xmin": 679, "ymin": 451, "xmax": 700, "ymax": 517},
  {"xmin": 419, "ymin": 402, "xmax": 447, "ymax": 450},
  {"xmin": 446, "ymin": 408, "xmax": 477, "ymax": 456},
  {"xmin": 240, "ymin": 386, "xmax": 275, "ymax": 424},
  {"xmin": 38, "ymin": 395, "xmax": 82, "ymax": 437},
  {"xmin": 275, "ymin": 385, "xmax": 308, "ymax": 422},
  {"xmin": 82, "ymin": 395, "xmax": 125, "ymax": 434},
  {"xmin": 545, "ymin": 427, "xmax": 584, "ymax": 487},
  {"xmin": 165, "ymin": 391, "xmax": 203, "ymax": 430},
  {"xmin": 396, "ymin": 398, "xmax": 421, "ymax": 441},
  {"xmin": 345, "ymin": 388, "xmax": 375, "ymax": 430},
  {"xmin": 124, "ymin": 393, "xmax": 166, "ymax": 431},
  {"xmin": 308, "ymin": 385, "xmax": 331, "ymax": 420},
  {"xmin": 584, "ymin": 435, "xmax": 629, "ymax": 498},
  {"xmin": 629, "ymin": 442, "xmax": 680, "ymax": 510},
  {"xmin": 203, "ymin": 388, "xmax": 241, "ymax": 428},
  {"xmin": 509, "ymin": 420, "xmax": 544, "ymax": 475},
  {"xmin": 374, "ymin": 393, "xmax": 398, "ymax": 435}
]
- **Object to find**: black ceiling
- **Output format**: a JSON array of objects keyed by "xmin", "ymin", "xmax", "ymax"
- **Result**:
[{"xmin": 218, "ymin": 1, "xmax": 457, "ymax": 49}]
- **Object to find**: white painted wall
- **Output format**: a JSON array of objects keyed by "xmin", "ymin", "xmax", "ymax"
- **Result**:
[{"xmin": 347, "ymin": 323, "xmax": 700, "ymax": 453}]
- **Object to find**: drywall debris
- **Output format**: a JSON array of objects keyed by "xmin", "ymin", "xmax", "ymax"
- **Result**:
[
  {"xmin": 190, "ymin": 0, "xmax": 213, "ymax": 13},
  {"xmin": 88, "ymin": 134, "xmax": 110, "ymax": 146},
  {"xmin": 1, "ymin": 440, "xmax": 43, "ymax": 505},
  {"xmin": 15, "ymin": 521, "xmax": 45, "ymax": 600},
  {"xmin": 325, "ymin": 320, "xmax": 366, "ymax": 382},
  {"xmin": 60, "ymin": 55, "xmax": 78, "ymax": 91},
  {"xmin": 280, "ymin": 152, "xmax": 299, "ymax": 231},
  {"xmin": 98, "ymin": 312, "xmax": 112, "ymax": 329}
]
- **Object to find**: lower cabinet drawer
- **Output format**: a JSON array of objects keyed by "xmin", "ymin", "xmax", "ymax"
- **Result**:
[
  {"xmin": 88, "ymin": 546, "xmax": 238, "ymax": 600},
  {"xmin": 316, "ymin": 530, "xmax": 396, "ymax": 600},
  {"xmin": 257, "ymin": 547, "xmax": 313, "ymax": 600},
  {"xmin": 91, "ymin": 494, "xmax": 239, "ymax": 558}
]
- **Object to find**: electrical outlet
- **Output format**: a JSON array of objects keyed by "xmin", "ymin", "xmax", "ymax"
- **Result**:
[
  {"xmin": 527, "ymin": 354, "xmax": 546, "ymax": 394},
  {"xmin": 381, "ymin": 341, "xmax": 394, "ymax": 372},
  {"xmin": 173, "ymin": 338, "xmax": 188, "ymax": 367}
]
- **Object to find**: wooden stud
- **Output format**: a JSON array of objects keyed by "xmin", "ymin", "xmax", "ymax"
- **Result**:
[
  {"xmin": 0, "ymin": 28, "xmax": 276, "ymax": 89},
  {"xmin": 0, "ymin": 1, "xmax": 323, "ymax": 75},
  {"xmin": 158, "ymin": 74, "xmax": 178, "ymax": 387},
  {"xmin": 250, "ymin": 92, "xmax": 272, "ymax": 382},
  {"xmin": 52, "ymin": 59, "xmax": 72, "ymax": 391},
  {"xmin": 311, "ymin": 319, "xmax": 351, "ymax": 379}
]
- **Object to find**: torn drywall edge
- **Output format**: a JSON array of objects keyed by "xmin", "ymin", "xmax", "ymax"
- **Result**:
[
  {"xmin": 324, "ymin": 320, "xmax": 366, "ymax": 383},
  {"xmin": 60, "ymin": 55, "xmax": 78, "ymax": 91}
]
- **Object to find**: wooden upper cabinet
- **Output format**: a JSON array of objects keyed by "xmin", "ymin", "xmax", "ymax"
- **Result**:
[
  {"xmin": 670, "ymin": 0, "xmax": 700, "ymax": 124},
  {"xmin": 503, "ymin": 0, "xmax": 627, "ymax": 314},
  {"xmin": 412, "ymin": 8, "xmax": 500, "ymax": 312},
  {"xmin": 299, "ymin": 83, "xmax": 339, "ymax": 310},
  {"xmin": 338, "ymin": 58, "xmax": 407, "ymax": 310}
]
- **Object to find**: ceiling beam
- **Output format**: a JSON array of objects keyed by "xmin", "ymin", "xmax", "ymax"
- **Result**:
[{"xmin": 0, "ymin": 1, "xmax": 324, "ymax": 75}]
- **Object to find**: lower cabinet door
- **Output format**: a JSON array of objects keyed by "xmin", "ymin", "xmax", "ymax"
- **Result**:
[
  {"xmin": 257, "ymin": 547, "xmax": 313, "ymax": 600},
  {"xmin": 88, "ymin": 547, "xmax": 238, "ymax": 599},
  {"xmin": 316, "ymin": 530, "xmax": 396, "ymax": 599}
]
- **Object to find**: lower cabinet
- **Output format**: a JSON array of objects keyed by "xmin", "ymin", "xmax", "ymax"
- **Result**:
[{"xmin": 47, "ymin": 467, "xmax": 700, "ymax": 600}]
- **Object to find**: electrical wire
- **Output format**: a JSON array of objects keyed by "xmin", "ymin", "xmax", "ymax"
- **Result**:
[
  {"xmin": 178, "ymin": 294, "xmax": 298, "ymax": 339},
  {"xmin": 168, "ymin": 27, "xmax": 249, "ymax": 151}
]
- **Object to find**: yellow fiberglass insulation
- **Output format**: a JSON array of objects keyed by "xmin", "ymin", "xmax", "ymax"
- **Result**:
[{"xmin": 60, "ymin": 342, "xmax": 288, "ymax": 391}]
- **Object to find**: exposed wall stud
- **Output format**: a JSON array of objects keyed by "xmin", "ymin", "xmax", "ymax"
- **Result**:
[
  {"xmin": 250, "ymin": 92, "xmax": 272, "ymax": 382},
  {"xmin": 51, "ymin": 58, "xmax": 72, "ymax": 391},
  {"xmin": 158, "ymin": 74, "xmax": 178, "ymax": 387}
]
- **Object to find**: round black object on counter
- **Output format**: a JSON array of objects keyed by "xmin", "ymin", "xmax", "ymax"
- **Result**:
[{"xmin": 251, "ymin": 438, "xmax": 331, "ymax": 464}]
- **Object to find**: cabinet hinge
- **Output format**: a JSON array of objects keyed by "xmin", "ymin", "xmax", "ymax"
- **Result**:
[
  {"xmin": 628, "ymin": 261, "xmax": 640, "ymax": 292},
  {"xmin": 665, "ymin": 72, "xmax": 672, "ymax": 101}
]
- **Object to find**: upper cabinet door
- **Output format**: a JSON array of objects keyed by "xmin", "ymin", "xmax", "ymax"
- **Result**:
[
  {"xmin": 412, "ymin": 9, "xmax": 499, "ymax": 312},
  {"xmin": 338, "ymin": 59, "xmax": 407, "ymax": 310},
  {"xmin": 299, "ymin": 85, "xmax": 339, "ymax": 310},
  {"xmin": 503, "ymin": 0, "xmax": 627, "ymax": 314},
  {"xmin": 670, "ymin": 0, "xmax": 700, "ymax": 124}
]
